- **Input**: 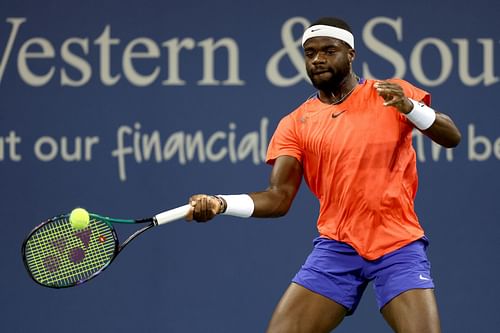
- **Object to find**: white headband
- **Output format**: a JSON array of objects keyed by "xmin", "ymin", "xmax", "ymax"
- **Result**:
[{"xmin": 301, "ymin": 25, "xmax": 355, "ymax": 49}]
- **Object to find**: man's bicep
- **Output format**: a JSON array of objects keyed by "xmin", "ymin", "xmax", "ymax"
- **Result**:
[
  {"xmin": 250, "ymin": 155, "xmax": 303, "ymax": 217},
  {"xmin": 268, "ymin": 155, "xmax": 303, "ymax": 192}
]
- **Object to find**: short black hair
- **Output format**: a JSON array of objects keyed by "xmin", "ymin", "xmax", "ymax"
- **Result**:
[{"xmin": 310, "ymin": 17, "xmax": 352, "ymax": 33}]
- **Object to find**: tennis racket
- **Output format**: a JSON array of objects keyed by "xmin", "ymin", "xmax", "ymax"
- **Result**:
[{"xmin": 22, "ymin": 204, "xmax": 191, "ymax": 288}]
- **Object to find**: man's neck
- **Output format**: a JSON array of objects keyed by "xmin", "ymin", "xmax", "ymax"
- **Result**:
[{"xmin": 318, "ymin": 73, "xmax": 358, "ymax": 105}]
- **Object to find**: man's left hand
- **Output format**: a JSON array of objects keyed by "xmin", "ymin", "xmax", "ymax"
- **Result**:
[{"xmin": 374, "ymin": 80, "xmax": 413, "ymax": 114}]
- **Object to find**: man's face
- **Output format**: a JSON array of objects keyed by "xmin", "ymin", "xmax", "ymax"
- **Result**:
[{"xmin": 303, "ymin": 37, "xmax": 354, "ymax": 90}]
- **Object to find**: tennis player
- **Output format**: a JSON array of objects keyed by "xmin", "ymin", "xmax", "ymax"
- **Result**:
[{"xmin": 187, "ymin": 17, "xmax": 461, "ymax": 333}]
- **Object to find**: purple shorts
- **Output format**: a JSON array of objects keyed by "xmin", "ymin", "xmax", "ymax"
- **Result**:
[{"xmin": 292, "ymin": 237, "xmax": 435, "ymax": 315}]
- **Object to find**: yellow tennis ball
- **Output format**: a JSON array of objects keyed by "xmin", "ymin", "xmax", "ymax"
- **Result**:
[{"xmin": 69, "ymin": 208, "xmax": 90, "ymax": 229}]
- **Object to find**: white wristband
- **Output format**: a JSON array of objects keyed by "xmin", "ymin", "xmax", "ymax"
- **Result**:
[
  {"xmin": 405, "ymin": 99, "xmax": 436, "ymax": 130},
  {"xmin": 218, "ymin": 194, "xmax": 254, "ymax": 218}
]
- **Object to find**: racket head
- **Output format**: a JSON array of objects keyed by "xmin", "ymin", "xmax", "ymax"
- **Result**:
[{"xmin": 22, "ymin": 213, "xmax": 118, "ymax": 288}]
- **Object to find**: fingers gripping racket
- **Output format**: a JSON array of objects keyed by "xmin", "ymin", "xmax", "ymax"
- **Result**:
[{"xmin": 22, "ymin": 205, "xmax": 190, "ymax": 288}]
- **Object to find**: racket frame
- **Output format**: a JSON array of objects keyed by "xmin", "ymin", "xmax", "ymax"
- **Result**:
[
  {"xmin": 21, "ymin": 214, "xmax": 154, "ymax": 288},
  {"xmin": 22, "ymin": 205, "xmax": 190, "ymax": 288}
]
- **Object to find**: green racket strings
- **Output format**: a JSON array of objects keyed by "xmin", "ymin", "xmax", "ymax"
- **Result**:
[{"xmin": 24, "ymin": 216, "xmax": 116, "ymax": 287}]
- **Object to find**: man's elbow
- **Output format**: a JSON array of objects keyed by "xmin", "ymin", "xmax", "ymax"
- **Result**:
[
  {"xmin": 269, "ymin": 195, "xmax": 294, "ymax": 218},
  {"xmin": 443, "ymin": 131, "xmax": 462, "ymax": 148}
]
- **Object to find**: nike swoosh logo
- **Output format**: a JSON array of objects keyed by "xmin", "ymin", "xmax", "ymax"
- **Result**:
[
  {"xmin": 332, "ymin": 110, "xmax": 347, "ymax": 118},
  {"xmin": 310, "ymin": 28, "xmax": 322, "ymax": 32},
  {"xmin": 419, "ymin": 274, "xmax": 431, "ymax": 281}
]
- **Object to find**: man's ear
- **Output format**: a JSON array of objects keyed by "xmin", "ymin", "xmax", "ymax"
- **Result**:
[{"xmin": 348, "ymin": 48, "xmax": 356, "ymax": 64}]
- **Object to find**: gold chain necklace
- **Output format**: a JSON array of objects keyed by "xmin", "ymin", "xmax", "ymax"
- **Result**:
[
  {"xmin": 329, "ymin": 75, "xmax": 360, "ymax": 105},
  {"xmin": 330, "ymin": 83, "xmax": 357, "ymax": 105}
]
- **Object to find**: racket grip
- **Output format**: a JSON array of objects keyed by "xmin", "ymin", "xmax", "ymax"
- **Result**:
[{"xmin": 155, "ymin": 204, "xmax": 191, "ymax": 225}]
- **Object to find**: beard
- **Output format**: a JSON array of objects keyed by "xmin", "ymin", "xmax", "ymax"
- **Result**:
[
  {"xmin": 310, "ymin": 72, "xmax": 342, "ymax": 91},
  {"xmin": 307, "ymin": 61, "xmax": 351, "ymax": 92}
]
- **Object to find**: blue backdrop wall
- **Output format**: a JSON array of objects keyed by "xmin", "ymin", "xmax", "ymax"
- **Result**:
[{"xmin": 1, "ymin": 0, "xmax": 499, "ymax": 332}]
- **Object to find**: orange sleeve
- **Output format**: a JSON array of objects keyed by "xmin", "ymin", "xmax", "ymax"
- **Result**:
[
  {"xmin": 265, "ymin": 113, "xmax": 303, "ymax": 165},
  {"xmin": 389, "ymin": 78, "xmax": 431, "ymax": 106}
]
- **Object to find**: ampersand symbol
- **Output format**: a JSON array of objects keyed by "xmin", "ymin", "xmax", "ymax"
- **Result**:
[{"xmin": 266, "ymin": 17, "xmax": 311, "ymax": 87}]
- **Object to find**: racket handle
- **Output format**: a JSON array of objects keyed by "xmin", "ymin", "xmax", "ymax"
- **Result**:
[{"xmin": 155, "ymin": 204, "xmax": 191, "ymax": 225}]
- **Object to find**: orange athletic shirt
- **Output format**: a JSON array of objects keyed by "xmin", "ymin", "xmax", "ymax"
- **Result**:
[{"xmin": 266, "ymin": 78, "xmax": 431, "ymax": 260}]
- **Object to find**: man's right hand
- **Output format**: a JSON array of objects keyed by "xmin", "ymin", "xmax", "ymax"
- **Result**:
[{"xmin": 186, "ymin": 194, "xmax": 222, "ymax": 222}]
